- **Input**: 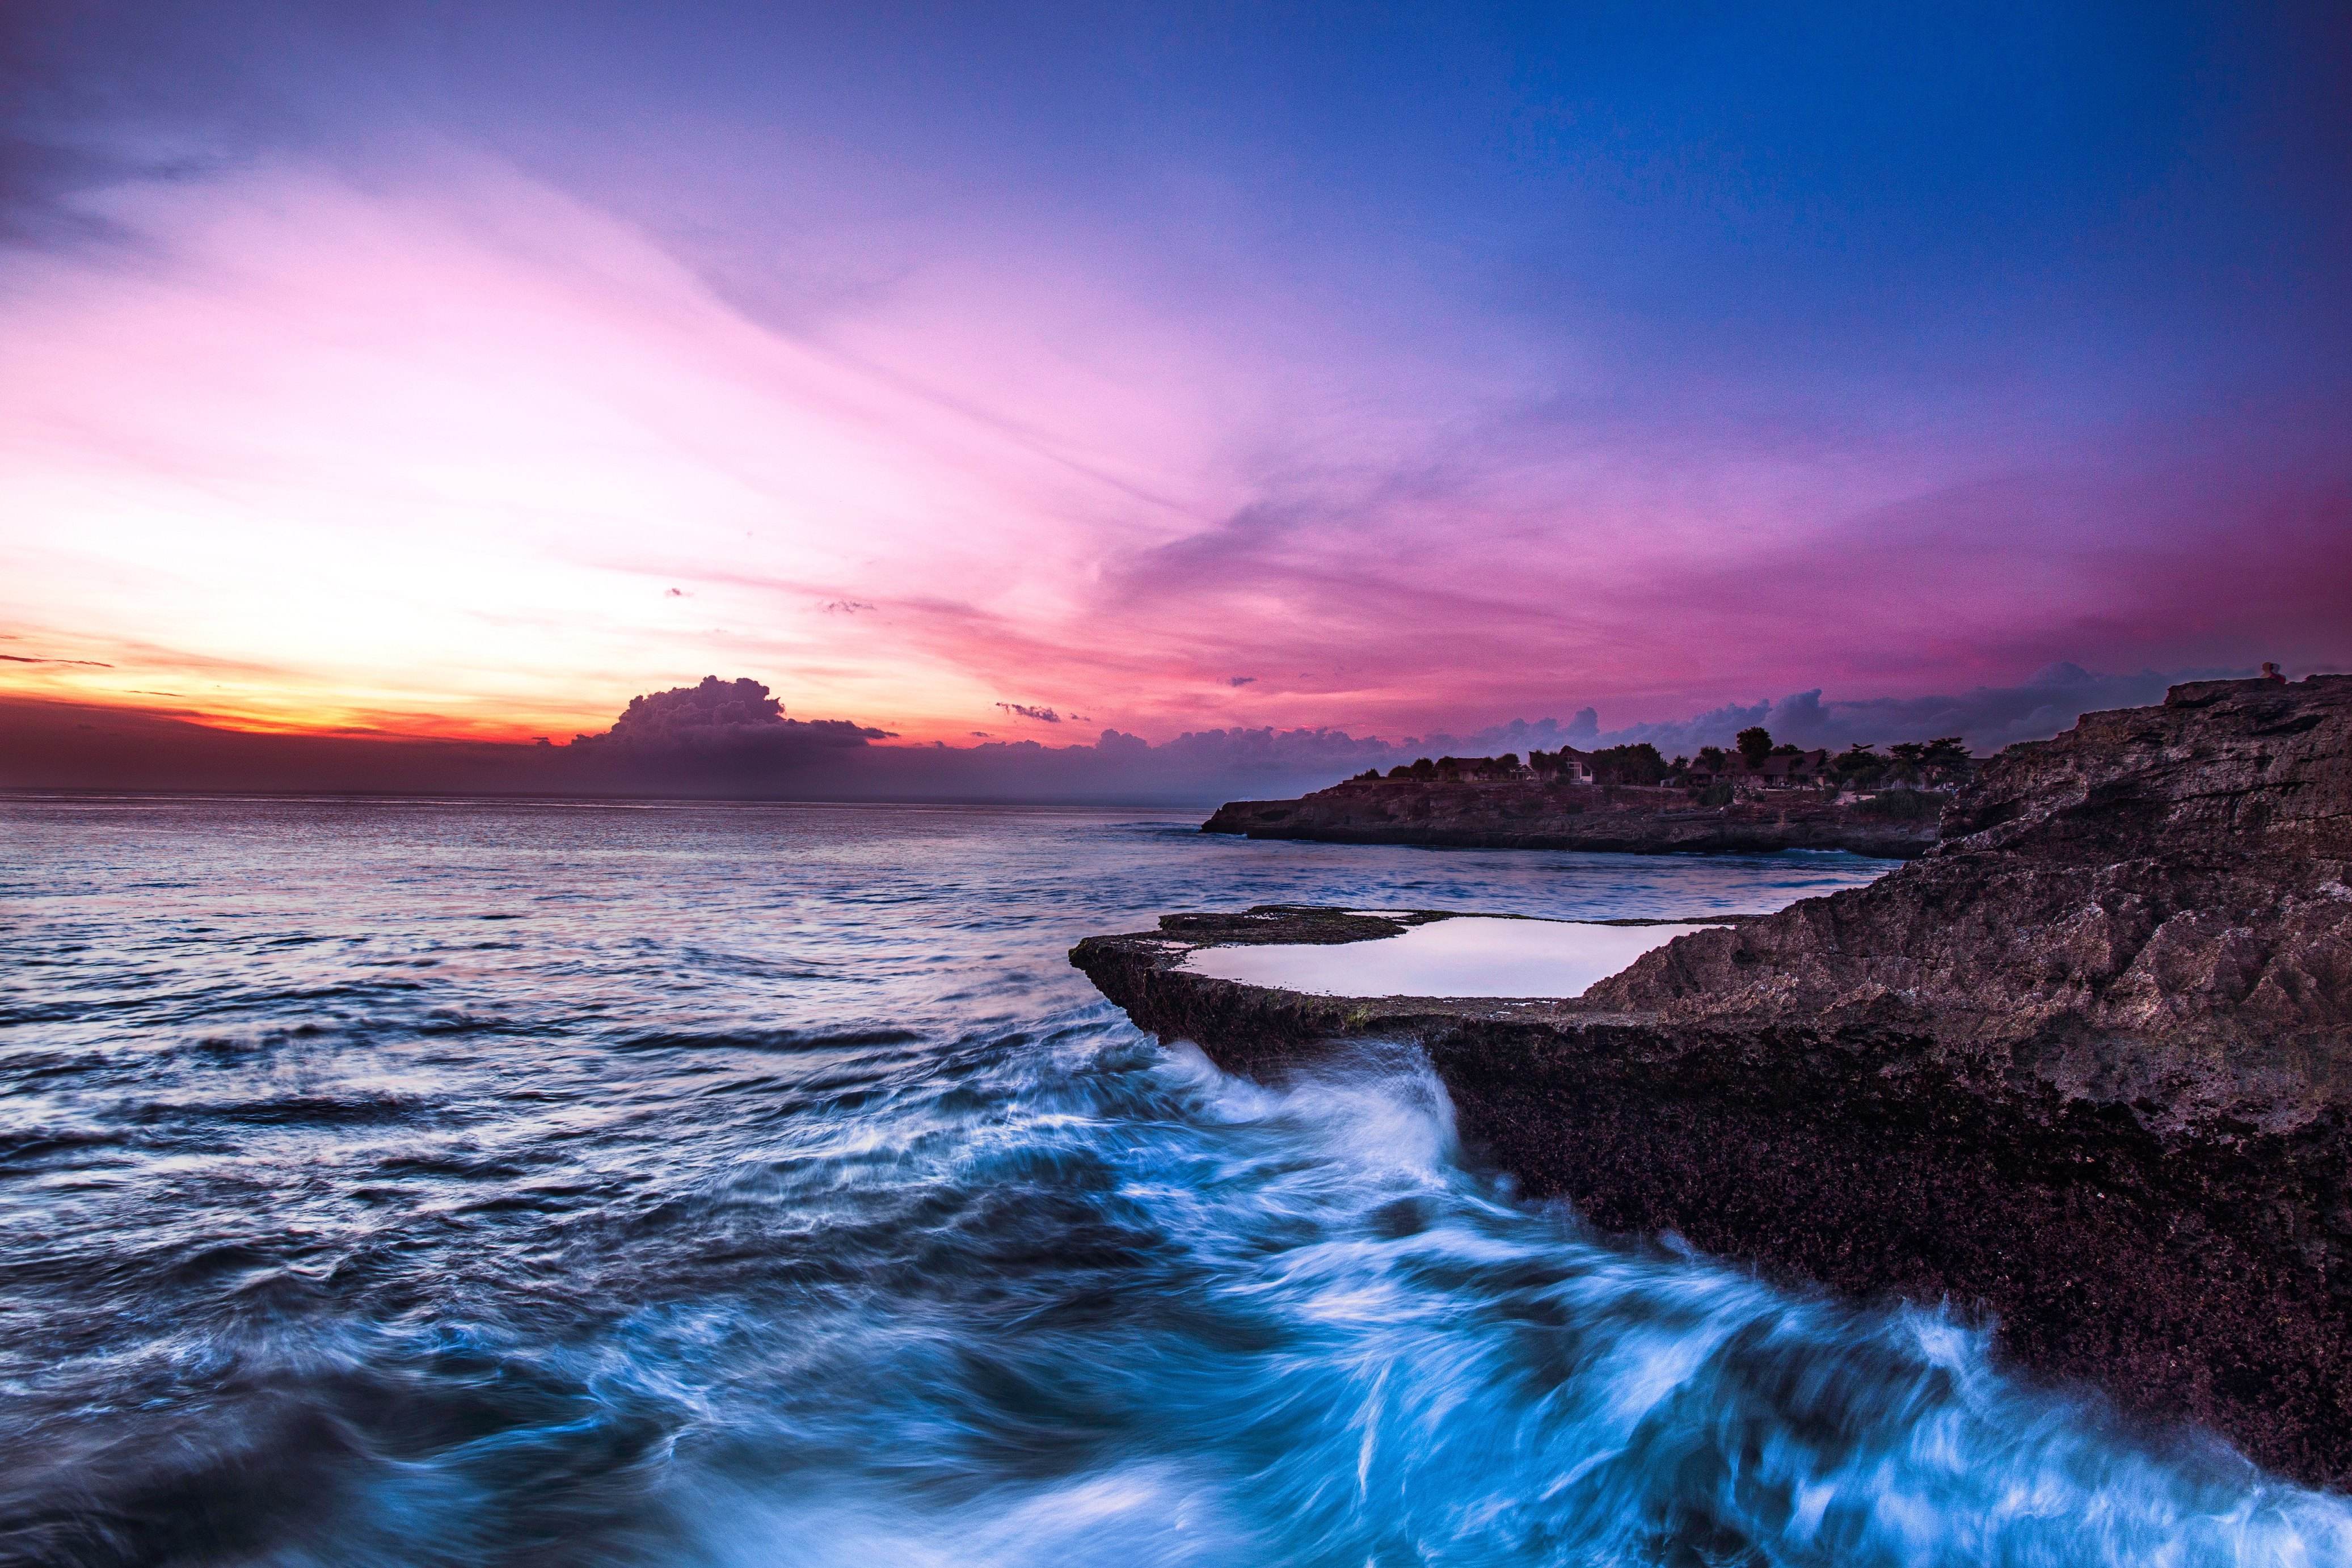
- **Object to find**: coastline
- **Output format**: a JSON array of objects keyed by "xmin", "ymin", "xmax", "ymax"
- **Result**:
[
  {"xmin": 1077, "ymin": 675, "xmax": 2352, "ymax": 1484},
  {"xmin": 1202, "ymin": 782, "xmax": 1941, "ymax": 859}
]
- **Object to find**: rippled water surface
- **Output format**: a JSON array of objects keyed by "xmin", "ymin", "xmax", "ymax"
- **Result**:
[{"xmin": 4, "ymin": 795, "xmax": 2346, "ymax": 1566}]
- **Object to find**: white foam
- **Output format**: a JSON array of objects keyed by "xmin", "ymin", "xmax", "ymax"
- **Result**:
[{"xmin": 1179, "ymin": 917, "xmax": 1723, "ymax": 999}]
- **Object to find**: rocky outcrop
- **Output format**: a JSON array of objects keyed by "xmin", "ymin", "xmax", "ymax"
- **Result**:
[
  {"xmin": 1073, "ymin": 675, "xmax": 2352, "ymax": 1486},
  {"xmin": 1202, "ymin": 779, "xmax": 1940, "ymax": 858},
  {"xmin": 1590, "ymin": 675, "xmax": 2352, "ymax": 1123}
]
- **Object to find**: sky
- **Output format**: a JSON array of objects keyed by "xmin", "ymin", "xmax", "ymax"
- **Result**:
[{"xmin": 2, "ymin": 2, "xmax": 2347, "ymax": 785}]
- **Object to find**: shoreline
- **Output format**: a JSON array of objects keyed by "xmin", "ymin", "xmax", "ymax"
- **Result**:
[
  {"xmin": 1202, "ymin": 783, "xmax": 1941, "ymax": 859},
  {"xmin": 1077, "ymin": 675, "xmax": 2352, "ymax": 1485}
]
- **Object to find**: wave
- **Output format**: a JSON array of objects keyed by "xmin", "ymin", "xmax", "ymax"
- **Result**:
[
  {"xmin": 6, "ymin": 798, "xmax": 2346, "ymax": 1566},
  {"xmin": 70, "ymin": 1039, "xmax": 2325, "ymax": 1568}
]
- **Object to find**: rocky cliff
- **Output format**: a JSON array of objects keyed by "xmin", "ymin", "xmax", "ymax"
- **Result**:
[
  {"xmin": 1074, "ymin": 675, "xmax": 2352, "ymax": 1485},
  {"xmin": 1202, "ymin": 778, "xmax": 1940, "ymax": 858},
  {"xmin": 1590, "ymin": 674, "xmax": 2352, "ymax": 1124}
]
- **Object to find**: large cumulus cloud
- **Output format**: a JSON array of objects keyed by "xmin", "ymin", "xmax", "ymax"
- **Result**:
[{"xmin": 573, "ymin": 676, "xmax": 884, "ymax": 755}]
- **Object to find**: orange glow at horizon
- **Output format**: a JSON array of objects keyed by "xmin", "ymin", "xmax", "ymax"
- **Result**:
[{"xmin": 0, "ymin": 157, "xmax": 1264, "ymax": 747}]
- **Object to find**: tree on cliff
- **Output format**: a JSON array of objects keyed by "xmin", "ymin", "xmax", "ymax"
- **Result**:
[
  {"xmin": 1921, "ymin": 736, "xmax": 1973, "ymax": 779},
  {"xmin": 1590, "ymin": 743, "xmax": 1667, "ymax": 786},
  {"xmin": 1875, "ymin": 736, "xmax": 1974, "ymax": 788},
  {"xmin": 1832, "ymin": 743, "xmax": 1885, "ymax": 789},
  {"xmin": 1736, "ymin": 727, "xmax": 1773, "ymax": 769}
]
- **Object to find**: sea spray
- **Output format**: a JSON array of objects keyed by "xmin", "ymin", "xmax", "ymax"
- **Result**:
[{"xmin": 3, "ymin": 797, "xmax": 2344, "ymax": 1565}]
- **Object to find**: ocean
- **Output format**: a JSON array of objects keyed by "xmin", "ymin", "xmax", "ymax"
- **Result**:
[{"xmin": 3, "ymin": 795, "xmax": 2345, "ymax": 1566}]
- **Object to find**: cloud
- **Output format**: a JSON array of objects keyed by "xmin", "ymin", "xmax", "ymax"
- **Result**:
[
  {"xmin": 0, "ymin": 653, "xmax": 113, "ymax": 667},
  {"xmin": 1227, "ymin": 675, "xmax": 1256, "ymax": 687},
  {"xmin": 579, "ymin": 674, "xmax": 788, "ymax": 743},
  {"xmin": 566, "ymin": 676, "xmax": 886, "ymax": 790},
  {"xmin": 1574, "ymin": 664, "xmax": 2254, "ymax": 758},
  {"xmin": 1466, "ymin": 713, "xmax": 1593, "ymax": 753},
  {"xmin": 829, "ymin": 721, "xmax": 1411, "ymax": 803},
  {"xmin": 592, "ymin": 676, "xmax": 885, "ymax": 745},
  {"xmin": 994, "ymin": 703, "xmax": 1061, "ymax": 723}
]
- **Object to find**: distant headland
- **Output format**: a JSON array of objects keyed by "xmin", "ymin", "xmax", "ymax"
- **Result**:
[{"xmin": 1204, "ymin": 726, "xmax": 1977, "ymax": 858}]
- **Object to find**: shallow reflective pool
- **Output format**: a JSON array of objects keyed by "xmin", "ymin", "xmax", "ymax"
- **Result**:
[{"xmin": 1180, "ymin": 915, "xmax": 1727, "ymax": 997}]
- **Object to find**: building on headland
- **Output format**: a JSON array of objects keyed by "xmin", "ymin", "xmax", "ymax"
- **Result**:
[
  {"xmin": 1530, "ymin": 748, "xmax": 1593, "ymax": 783},
  {"xmin": 1755, "ymin": 749, "xmax": 1830, "ymax": 788}
]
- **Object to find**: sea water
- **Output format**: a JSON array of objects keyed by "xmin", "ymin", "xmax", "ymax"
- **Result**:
[{"xmin": 2, "ymin": 795, "xmax": 2345, "ymax": 1566}]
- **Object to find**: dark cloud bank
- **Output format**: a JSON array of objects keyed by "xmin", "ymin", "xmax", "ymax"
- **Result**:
[{"xmin": 0, "ymin": 665, "xmax": 2296, "ymax": 807}]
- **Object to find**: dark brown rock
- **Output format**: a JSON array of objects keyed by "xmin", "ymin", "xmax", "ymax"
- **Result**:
[
  {"xmin": 1202, "ymin": 778, "xmax": 1940, "ymax": 858},
  {"xmin": 1072, "ymin": 675, "xmax": 2352, "ymax": 1485}
]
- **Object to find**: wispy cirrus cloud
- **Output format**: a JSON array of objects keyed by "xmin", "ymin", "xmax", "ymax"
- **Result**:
[{"xmin": 4, "ymin": 144, "xmax": 2344, "ymax": 749}]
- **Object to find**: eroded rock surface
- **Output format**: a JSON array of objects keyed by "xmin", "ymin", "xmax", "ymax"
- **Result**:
[
  {"xmin": 1590, "ymin": 675, "xmax": 2352, "ymax": 1129},
  {"xmin": 1072, "ymin": 675, "xmax": 2352, "ymax": 1485}
]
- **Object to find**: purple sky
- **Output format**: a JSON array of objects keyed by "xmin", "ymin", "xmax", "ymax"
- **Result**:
[{"xmin": 2, "ymin": 3, "xmax": 2346, "ymax": 781}]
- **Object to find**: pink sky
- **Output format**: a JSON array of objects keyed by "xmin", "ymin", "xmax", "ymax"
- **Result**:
[{"xmin": 4, "ymin": 9, "xmax": 2347, "ymax": 751}]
